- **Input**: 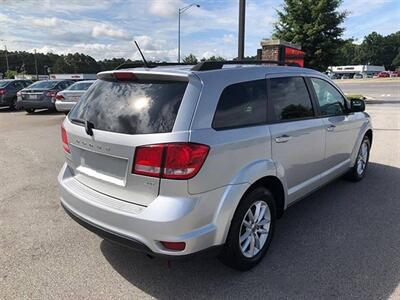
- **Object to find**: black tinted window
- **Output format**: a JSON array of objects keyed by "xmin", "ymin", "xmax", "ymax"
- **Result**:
[
  {"xmin": 310, "ymin": 78, "xmax": 346, "ymax": 116},
  {"xmin": 269, "ymin": 77, "xmax": 314, "ymax": 121},
  {"xmin": 69, "ymin": 79, "xmax": 188, "ymax": 135},
  {"xmin": 213, "ymin": 79, "xmax": 267, "ymax": 129}
]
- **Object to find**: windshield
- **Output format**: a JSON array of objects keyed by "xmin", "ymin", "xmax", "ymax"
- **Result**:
[
  {"xmin": 28, "ymin": 81, "xmax": 58, "ymax": 89},
  {"xmin": 69, "ymin": 79, "xmax": 188, "ymax": 135},
  {"xmin": 0, "ymin": 81, "xmax": 10, "ymax": 88},
  {"xmin": 67, "ymin": 82, "xmax": 94, "ymax": 91}
]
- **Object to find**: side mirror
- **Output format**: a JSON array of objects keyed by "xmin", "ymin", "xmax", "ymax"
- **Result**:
[{"xmin": 350, "ymin": 99, "xmax": 365, "ymax": 112}]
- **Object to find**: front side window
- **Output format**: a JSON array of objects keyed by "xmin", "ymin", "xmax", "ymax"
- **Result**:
[
  {"xmin": 212, "ymin": 79, "xmax": 267, "ymax": 130},
  {"xmin": 268, "ymin": 77, "xmax": 314, "ymax": 121},
  {"xmin": 310, "ymin": 78, "xmax": 346, "ymax": 116}
]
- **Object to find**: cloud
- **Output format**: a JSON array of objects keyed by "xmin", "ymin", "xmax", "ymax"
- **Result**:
[
  {"xmin": 342, "ymin": 0, "xmax": 390, "ymax": 17},
  {"xmin": 91, "ymin": 24, "xmax": 131, "ymax": 40},
  {"xmin": 32, "ymin": 17, "xmax": 59, "ymax": 27},
  {"xmin": 223, "ymin": 34, "xmax": 235, "ymax": 44},
  {"xmin": 149, "ymin": 0, "xmax": 182, "ymax": 18}
]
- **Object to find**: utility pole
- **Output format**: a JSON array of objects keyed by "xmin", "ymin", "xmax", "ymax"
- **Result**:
[
  {"xmin": 34, "ymin": 49, "xmax": 38, "ymax": 80},
  {"xmin": 238, "ymin": 0, "xmax": 246, "ymax": 60}
]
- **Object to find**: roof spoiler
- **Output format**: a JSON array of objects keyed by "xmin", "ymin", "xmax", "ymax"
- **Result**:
[{"xmin": 114, "ymin": 62, "xmax": 194, "ymax": 70}]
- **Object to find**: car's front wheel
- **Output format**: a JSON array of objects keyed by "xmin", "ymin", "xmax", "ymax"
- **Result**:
[
  {"xmin": 218, "ymin": 187, "xmax": 276, "ymax": 271},
  {"xmin": 25, "ymin": 108, "xmax": 35, "ymax": 114},
  {"xmin": 346, "ymin": 135, "xmax": 371, "ymax": 181}
]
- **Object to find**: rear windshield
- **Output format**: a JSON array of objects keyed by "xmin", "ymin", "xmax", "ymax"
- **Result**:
[
  {"xmin": 28, "ymin": 81, "xmax": 58, "ymax": 89},
  {"xmin": 67, "ymin": 82, "xmax": 94, "ymax": 91},
  {"xmin": 0, "ymin": 81, "xmax": 10, "ymax": 88},
  {"xmin": 68, "ymin": 79, "xmax": 188, "ymax": 135}
]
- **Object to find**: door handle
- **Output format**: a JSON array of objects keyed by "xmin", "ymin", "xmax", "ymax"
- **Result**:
[
  {"xmin": 326, "ymin": 124, "xmax": 336, "ymax": 132},
  {"xmin": 275, "ymin": 134, "xmax": 292, "ymax": 143}
]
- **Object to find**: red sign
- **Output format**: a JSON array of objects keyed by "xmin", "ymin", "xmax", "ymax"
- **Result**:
[{"xmin": 284, "ymin": 47, "xmax": 305, "ymax": 67}]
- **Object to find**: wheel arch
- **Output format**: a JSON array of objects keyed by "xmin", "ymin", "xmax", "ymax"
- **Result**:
[{"xmin": 242, "ymin": 176, "xmax": 286, "ymax": 219}]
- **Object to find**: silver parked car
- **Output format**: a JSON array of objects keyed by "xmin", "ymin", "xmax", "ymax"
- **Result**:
[
  {"xmin": 59, "ymin": 62, "xmax": 372, "ymax": 270},
  {"xmin": 55, "ymin": 80, "xmax": 95, "ymax": 113}
]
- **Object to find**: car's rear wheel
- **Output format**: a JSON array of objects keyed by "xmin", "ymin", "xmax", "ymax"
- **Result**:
[
  {"xmin": 345, "ymin": 136, "xmax": 370, "ymax": 181},
  {"xmin": 218, "ymin": 187, "xmax": 276, "ymax": 271},
  {"xmin": 25, "ymin": 108, "xmax": 35, "ymax": 114}
]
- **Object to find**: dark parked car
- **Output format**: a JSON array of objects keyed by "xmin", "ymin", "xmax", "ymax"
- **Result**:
[
  {"xmin": 0, "ymin": 79, "xmax": 33, "ymax": 109},
  {"xmin": 17, "ymin": 80, "xmax": 74, "ymax": 113}
]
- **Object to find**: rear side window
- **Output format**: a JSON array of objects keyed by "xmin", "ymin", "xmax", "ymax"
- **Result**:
[
  {"xmin": 268, "ymin": 77, "xmax": 314, "ymax": 121},
  {"xmin": 69, "ymin": 79, "xmax": 188, "ymax": 135},
  {"xmin": 212, "ymin": 79, "xmax": 267, "ymax": 130}
]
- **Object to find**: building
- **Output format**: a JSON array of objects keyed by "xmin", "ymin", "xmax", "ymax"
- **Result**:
[
  {"xmin": 327, "ymin": 65, "xmax": 385, "ymax": 78},
  {"xmin": 257, "ymin": 39, "xmax": 305, "ymax": 67},
  {"xmin": 49, "ymin": 73, "xmax": 97, "ymax": 80}
]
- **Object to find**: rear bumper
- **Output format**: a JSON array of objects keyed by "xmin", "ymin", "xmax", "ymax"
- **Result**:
[
  {"xmin": 55, "ymin": 101, "xmax": 75, "ymax": 112},
  {"xmin": 58, "ymin": 163, "xmax": 232, "ymax": 257},
  {"xmin": 61, "ymin": 201, "xmax": 222, "ymax": 259},
  {"xmin": 17, "ymin": 98, "xmax": 55, "ymax": 110}
]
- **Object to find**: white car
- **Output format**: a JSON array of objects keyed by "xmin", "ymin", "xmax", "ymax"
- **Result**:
[{"xmin": 55, "ymin": 80, "xmax": 95, "ymax": 113}]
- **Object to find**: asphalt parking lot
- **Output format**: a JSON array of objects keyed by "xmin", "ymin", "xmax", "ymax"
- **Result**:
[
  {"xmin": 1, "ymin": 105, "xmax": 400, "ymax": 299},
  {"xmin": 335, "ymin": 78, "xmax": 400, "ymax": 102}
]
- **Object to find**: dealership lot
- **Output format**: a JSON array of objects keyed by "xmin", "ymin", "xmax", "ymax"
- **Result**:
[{"xmin": 1, "ymin": 105, "xmax": 400, "ymax": 299}]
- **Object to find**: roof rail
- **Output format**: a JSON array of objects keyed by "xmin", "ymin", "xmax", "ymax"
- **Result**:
[
  {"xmin": 114, "ymin": 62, "xmax": 194, "ymax": 70},
  {"xmin": 191, "ymin": 60, "xmax": 299, "ymax": 71}
]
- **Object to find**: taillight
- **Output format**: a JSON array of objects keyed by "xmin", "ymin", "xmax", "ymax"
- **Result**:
[
  {"xmin": 133, "ymin": 143, "xmax": 209, "ymax": 180},
  {"xmin": 56, "ymin": 93, "xmax": 65, "ymax": 100},
  {"xmin": 61, "ymin": 124, "xmax": 70, "ymax": 153},
  {"xmin": 17, "ymin": 91, "xmax": 22, "ymax": 96},
  {"xmin": 45, "ymin": 90, "xmax": 57, "ymax": 97},
  {"xmin": 113, "ymin": 72, "xmax": 137, "ymax": 81},
  {"xmin": 0, "ymin": 89, "xmax": 5, "ymax": 95}
]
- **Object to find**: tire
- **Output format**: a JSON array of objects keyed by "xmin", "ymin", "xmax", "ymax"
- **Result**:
[
  {"xmin": 218, "ymin": 187, "xmax": 276, "ymax": 271},
  {"xmin": 25, "ymin": 108, "xmax": 35, "ymax": 114},
  {"xmin": 345, "ymin": 136, "xmax": 370, "ymax": 182}
]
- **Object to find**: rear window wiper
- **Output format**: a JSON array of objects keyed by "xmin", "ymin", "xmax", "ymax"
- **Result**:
[
  {"xmin": 70, "ymin": 118, "xmax": 95, "ymax": 136},
  {"xmin": 70, "ymin": 118, "xmax": 85, "ymax": 125}
]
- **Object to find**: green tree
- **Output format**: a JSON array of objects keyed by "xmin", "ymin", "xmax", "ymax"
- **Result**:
[
  {"xmin": 182, "ymin": 54, "xmax": 198, "ymax": 64},
  {"xmin": 273, "ymin": 0, "xmax": 346, "ymax": 71},
  {"xmin": 393, "ymin": 52, "xmax": 400, "ymax": 70},
  {"xmin": 204, "ymin": 55, "xmax": 226, "ymax": 62}
]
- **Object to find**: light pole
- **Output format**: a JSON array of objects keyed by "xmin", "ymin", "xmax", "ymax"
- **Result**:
[
  {"xmin": 178, "ymin": 3, "xmax": 200, "ymax": 63},
  {"xmin": 238, "ymin": 0, "xmax": 246, "ymax": 60}
]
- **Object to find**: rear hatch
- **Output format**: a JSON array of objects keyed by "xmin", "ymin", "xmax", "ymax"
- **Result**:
[
  {"xmin": 64, "ymin": 71, "xmax": 189, "ymax": 206},
  {"xmin": 21, "ymin": 88, "xmax": 47, "ymax": 101}
]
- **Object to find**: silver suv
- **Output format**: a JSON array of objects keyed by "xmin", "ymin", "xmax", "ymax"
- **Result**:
[{"xmin": 59, "ymin": 62, "xmax": 372, "ymax": 270}]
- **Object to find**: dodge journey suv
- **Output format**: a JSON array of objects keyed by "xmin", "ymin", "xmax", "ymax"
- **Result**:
[{"xmin": 59, "ymin": 62, "xmax": 372, "ymax": 270}]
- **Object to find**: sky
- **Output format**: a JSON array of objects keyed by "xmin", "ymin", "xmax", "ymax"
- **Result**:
[{"xmin": 0, "ymin": 0, "xmax": 399, "ymax": 61}]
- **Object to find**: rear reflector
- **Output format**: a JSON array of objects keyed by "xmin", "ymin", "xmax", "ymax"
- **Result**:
[
  {"xmin": 133, "ymin": 143, "xmax": 209, "ymax": 180},
  {"xmin": 113, "ymin": 72, "xmax": 137, "ymax": 81},
  {"xmin": 160, "ymin": 241, "xmax": 186, "ymax": 251},
  {"xmin": 61, "ymin": 124, "xmax": 70, "ymax": 153}
]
